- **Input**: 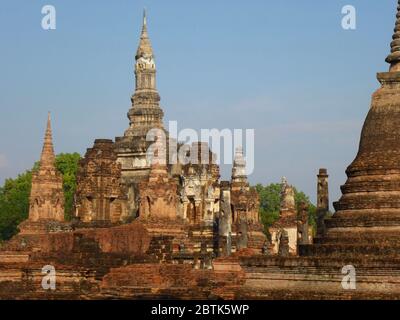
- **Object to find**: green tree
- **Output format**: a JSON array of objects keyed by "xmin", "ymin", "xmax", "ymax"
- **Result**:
[
  {"xmin": 0, "ymin": 171, "xmax": 32, "ymax": 240},
  {"xmin": 255, "ymin": 183, "xmax": 281, "ymax": 230},
  {"xmin": 0, "ymin": 153, "xmax": 81, "ymax": 240},
  {"xmin": 55, "ymin": 153, "xmax": 81, "ymax": 220},
  {"xmin": 255, "ymin": 183, "xmax": 316, "ymax": 234}
]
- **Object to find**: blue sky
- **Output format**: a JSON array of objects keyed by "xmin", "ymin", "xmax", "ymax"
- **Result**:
[{"xmin": 0, "ymin": 0, "xmax": 397, "ymax": 206}]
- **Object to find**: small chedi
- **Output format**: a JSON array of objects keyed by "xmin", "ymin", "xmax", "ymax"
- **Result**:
[
  {"xmin": 28, "ymin": 113, "xmax": 64, "ymax": 222},
  {"xmin": 230, "ymin": 148, "xmax": 264, "ymax": 253},
  {"xmin": 269, "ymin": 176, "xmax": 313, "ymax": 256},
  {"xmin": 18, "ymin": 113, "xmax": 67, "ymax": 236},
  {"xmin": 2, "ymin": 3, "xmax": 400, "ymax": 299},
  {"xmin": 270, "ymin": 177, "xmax": 298, "ymax": 255}
]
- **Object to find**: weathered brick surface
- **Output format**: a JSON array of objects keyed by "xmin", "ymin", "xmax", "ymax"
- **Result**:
[
  {"xmin": 75, "ymin": 139, "xmax": 128, "ymax": 223},
  {"xmin": 5, "ymin": 5, "xmax": 400, "ymax": 301}
]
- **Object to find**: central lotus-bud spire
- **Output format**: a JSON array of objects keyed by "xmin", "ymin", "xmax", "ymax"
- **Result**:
[
  {"xmin": 386, "ymin": 0, "xmax": 400, "ymax": 71},
  {"xmin": 135, "ymin": 9, "xmax": 154, "ymax": 66},
  {"xmin": 133, "ymin": 9, "xmax": 157, "ymax": 93},
  {"xmin": 118, "ymin": 10, "xmax": 164, "ymax": 139}
]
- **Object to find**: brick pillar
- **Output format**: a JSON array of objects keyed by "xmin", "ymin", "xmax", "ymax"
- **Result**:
[{"xmin": 316, "ymin": 168, "xmax": 329, "ymax": 237}]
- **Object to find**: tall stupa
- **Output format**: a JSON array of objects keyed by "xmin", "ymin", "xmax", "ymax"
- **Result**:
[
  {"xmin": 114, "ymin": 10, "xmax": 169, "ymax": 215},
  {"xmin": 308, "ymin": 0, "xmax": 400, "ymax": 255}
]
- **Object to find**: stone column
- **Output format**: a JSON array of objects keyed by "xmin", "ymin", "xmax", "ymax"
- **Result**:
[{"xmin": 316, "ymin": 168, "xmax": 329, "ymax": 237}]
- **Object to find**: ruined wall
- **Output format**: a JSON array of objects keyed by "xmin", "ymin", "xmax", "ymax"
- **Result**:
[
  {"xmin": 138, "ymin": 162, "xmax": 178, "ymax": 221},
  {"xmin": 75, "ymin": 139, "xmax": 128, "ymax": 223},
  {"xmin": 179, "ymin": 142, "xmax": 220, "ymax": 225}
]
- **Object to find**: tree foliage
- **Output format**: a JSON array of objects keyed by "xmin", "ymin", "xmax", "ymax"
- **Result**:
[
  {"xmin": 255, "ymin": 183, "xmax": 316, "ymax": 234},
  {"xmin": 55, "ymin": 153, "xmax": 81, "ymax": 220},
  {"xmin": 0, "ymin": 153, "xmax": 81, "ymax": 240},
  {"xmin": 0, "ymin": 171, "xmax": 32, "ymax": 240}
]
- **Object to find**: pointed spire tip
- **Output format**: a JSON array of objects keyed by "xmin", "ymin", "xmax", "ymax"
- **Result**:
[{"xmin": 40, "ymin": 112, "xmax": 56, "ymax": 169}]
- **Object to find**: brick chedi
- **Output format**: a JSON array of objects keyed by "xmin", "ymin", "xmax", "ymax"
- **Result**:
[
  {"xmin": 230, "ymin": 147, "xmax": 265, "ymax": 253},
  {"xmin": 75, "ymin": 139, "xmax": 128, "ymax": 224},
  {"xmin": 230, "ymin": 147, "xmax": 259, "ymax": 224},
  {"xmin": 8, "ymin": 114, "xmax": 69, "ymax": 251},
  {"xmin": 17, "ymin": 113, "xmax": 65, "ymax": 239},
  {"xmin": 28, "ymin": 113, "xmax": 65, "ymax": 223},
  {"xmin": 316, "ymin": 0, "xmax": 400, "ymax": 256},
  {"xmin": 269, "ymin": 177, "xmax": 299, "ymax": 255}
]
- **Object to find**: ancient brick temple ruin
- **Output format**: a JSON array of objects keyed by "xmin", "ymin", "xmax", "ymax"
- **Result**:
[
  {"xmin": 18, "ymin": 113, "xmax": 69, "ymax": 236},
  {"xmin": 2, "ymin": 3, "xmax": 400, "ymax": 299},
  {"xmin": 75, "ymin": 139, "xmax": 129, "ymax": 224},
  {"xmin": 269, "ymin": 178, "xmax": 297, "ymax": 255}
]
